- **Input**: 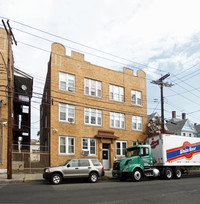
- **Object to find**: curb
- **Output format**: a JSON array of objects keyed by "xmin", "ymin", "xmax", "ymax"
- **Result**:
[{"xmin": 0, "ymin": 175, "xmax": 115, "ymax": 184}]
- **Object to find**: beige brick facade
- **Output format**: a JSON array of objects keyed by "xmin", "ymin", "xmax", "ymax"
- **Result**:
[
  {"xmin": 41, "ymin": 42, "xmax": 147, "ymax": 169},
  {"xmin": 0, "ymin": 28, "xmax": 9, "ymax": 172}
]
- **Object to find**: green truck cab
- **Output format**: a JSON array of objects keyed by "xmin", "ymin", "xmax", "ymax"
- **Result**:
[{"xmin": 112, "ymin": 145, "xmax": 159, "ymax": 181}]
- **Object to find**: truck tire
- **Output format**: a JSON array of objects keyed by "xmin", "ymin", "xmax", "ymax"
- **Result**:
[
  {"xmin": 89, "ymin": 172, "xmax": 98, "ymax": 183},
  {"xmin": 173, "ymin": 167, "xmax": 182, "ymax": 179},
  {"xmin": 164, "ymin": 167, "xmax": 173, "ymax": 180},
  {"xmin": 132, "ymin": 169, "xmax": 142, "ymax": 182},
  {"xmin": 51, "ymin": 173, "xmax": 62, "ymax": 185}
]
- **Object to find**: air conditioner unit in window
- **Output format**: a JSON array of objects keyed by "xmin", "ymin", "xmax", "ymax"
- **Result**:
[
  {"xmin": 82, "ymin": 150, "xmax": 89, "ymax": 156},
  {"xmin": 68, "ymin": 118, "xmax": 74, "ymax": 123},
  {"xmin": 68, "ymin": 87, "xmax": 74, "ymax": 92}
]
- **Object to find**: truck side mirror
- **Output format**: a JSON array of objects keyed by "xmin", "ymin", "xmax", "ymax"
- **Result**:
[{"xmin": 67, "ymin": 164, "xmax": 70, "ymax": 168}]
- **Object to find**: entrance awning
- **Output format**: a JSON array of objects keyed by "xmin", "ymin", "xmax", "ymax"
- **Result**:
[{"xmin": 95, "ymin": 130, "xmax": 119, "ymax": 140}]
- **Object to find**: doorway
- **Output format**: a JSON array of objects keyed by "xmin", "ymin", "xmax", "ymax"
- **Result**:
[{"xmin": 102, "ymin": 143, "xmax": 110, "ymax": 170}]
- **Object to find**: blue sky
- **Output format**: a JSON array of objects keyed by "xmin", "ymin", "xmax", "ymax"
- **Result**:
[{"xmin": 1, "ymin": 0, "xmax": 200, "ymax": 138}]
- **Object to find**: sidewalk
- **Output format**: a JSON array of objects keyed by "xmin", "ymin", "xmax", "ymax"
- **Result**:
[{"xmin": 0, "ymin": 170, "xmax": 114, "ymax": 184}]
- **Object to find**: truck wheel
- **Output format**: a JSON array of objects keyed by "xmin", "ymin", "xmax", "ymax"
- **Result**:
[
  {"xmin": 173, "ymin": 167, "xmax": 182, "ymax": 179},
  {"xmin": 164, "ymin": 167, "xmax": 173, "ymax": 180},
  {"xmin": 132, "ymin": 169, "xmax": 142, "ymax": 182},
  {"xmin": 89, "ymin": 172, "xmax": 98, "ymax": 183},
  {"xmin": 51, "ymin": 173, "xmax": 62, "ymax": 185}
]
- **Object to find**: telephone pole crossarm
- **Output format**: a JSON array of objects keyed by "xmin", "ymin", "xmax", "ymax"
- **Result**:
[{"xmin": 151, "ymin": 73, "xmax": 173, "ymax": 133}]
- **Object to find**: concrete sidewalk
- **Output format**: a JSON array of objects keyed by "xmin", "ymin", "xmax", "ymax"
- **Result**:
[{"xmin": 0, "ymin": 170, "xmax": 113, "ymax": 184}]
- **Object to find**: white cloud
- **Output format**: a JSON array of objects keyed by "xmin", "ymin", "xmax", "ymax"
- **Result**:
[{"xmin": 1, "ymin": 0, "xmax": 200, "ymax": 135}]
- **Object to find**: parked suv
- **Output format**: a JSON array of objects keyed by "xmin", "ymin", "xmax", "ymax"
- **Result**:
[{"xmin": 43, "ymin": 158, "xmax": 105, "ymax": 184}]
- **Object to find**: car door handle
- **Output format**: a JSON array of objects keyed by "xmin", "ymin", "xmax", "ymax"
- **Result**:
[
  {"xmin": 75, "ymin": 168, "xmax": 79, "ymax": 169},
  {"xmin": 88, "ymin": 167, "xmax": 91, "ymax": 169}
]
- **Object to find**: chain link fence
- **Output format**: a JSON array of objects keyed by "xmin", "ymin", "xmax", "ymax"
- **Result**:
[{"xmin": 12, "ymin": 144, "xmax": 50, "ymax": 173}]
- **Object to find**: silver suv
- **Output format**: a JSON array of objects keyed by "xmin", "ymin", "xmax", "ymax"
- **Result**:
[{"xmin": 43, "ymin": 158, "xmax": 105, "ymax": 184}]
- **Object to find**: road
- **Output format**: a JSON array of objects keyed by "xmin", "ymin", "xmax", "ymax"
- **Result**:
[{"xmin": 0, "ymin": 176, "xmax": 200, "ymax": 203}]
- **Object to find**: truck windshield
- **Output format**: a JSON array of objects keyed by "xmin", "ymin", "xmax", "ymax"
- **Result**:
[{"xmin": 126, "ymin": 147, "xmax": 140, "ymax": 157}]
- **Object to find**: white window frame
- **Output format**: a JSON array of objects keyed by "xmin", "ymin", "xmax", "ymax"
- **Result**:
[
  {"xmin": 109, "ymin": 84, "xmax": 124, "ymax": 102},
  {"xmin": 82, "ymin": 138, "xmax": 96, "ymax": 156},
  {"xmin": 59, "ymin": 72, "xmax": 75, "ymax": 92},
  {"xmin": 84, "ymin": 108, "xmax": 102, "ymax": 126},
  {"xmin": 59, "ymin": 136, "xmax": 75, "ymax": 155},
  {"xmin": 59, "ymin": 103, "xmax": 75, "ymax": 123},
  {"xmin": 132, "ymin": 116, "xmax": 143, "ymax": 131},
  {"xmin": 116, "ymin": 141, "xmax": 127, "ymax": 156},
  {"xmin": 133, "ymin": 141, "xmax": 143, "ymax": 146},
  {"xmin": 131, "ymin": 90, "xmax": 142, "ymax": 106},
  {"xmin": 110, "ymin": 112, "xmax": 125, "ymax": 129},
  {"xmin": 84, "ymin": 78, "xmax": 102, "ymax": 98}
]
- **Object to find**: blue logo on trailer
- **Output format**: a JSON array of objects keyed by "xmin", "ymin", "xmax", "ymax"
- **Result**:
[{"xmin": 167, "ymin": 141, "xmax": 200, "ymax": 162}]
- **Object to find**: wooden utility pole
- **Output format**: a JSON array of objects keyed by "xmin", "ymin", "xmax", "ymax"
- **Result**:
[
  {"xmin": 151, "ymin": 74, "xmax": 173, "ymax": 133},
  {"xmin": 2, "ymin": 19, "xmax": 17, "ymax": 179}
]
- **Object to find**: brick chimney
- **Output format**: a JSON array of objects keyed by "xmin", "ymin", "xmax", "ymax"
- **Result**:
[
  {"xmin": 172, "ymin": 111, "xmax": 176, "ymax": 118},
  {"xmin": 182, "ymin": 113, "xmax": 186, "ymax": 120}
]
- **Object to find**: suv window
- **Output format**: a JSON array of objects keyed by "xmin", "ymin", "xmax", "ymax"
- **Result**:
[
  {"xmin": 79, "ymin": 160, "xmax": 90, "ymax": 167},
  {"xmin": 91, "ymin": 159, "xmax": 101, "ymax": 166},
  {"xmin": 70, "ymin": 160, "xmax": 79, "ymax": 167}
]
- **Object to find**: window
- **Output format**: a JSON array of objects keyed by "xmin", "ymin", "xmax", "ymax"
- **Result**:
[
  {"xmin": 110, "ymin": 84, "xmax": 124, "ymax": 102},
  {"xmin": 19, "ymin": 95, "xmax": 29, "ymax": 102},
  {"xmin": 59, "ymin": 103, "xmax": 75, "ymax": 123},
  {"xmin": 131, "ymin": 90, "xmax": 142, "ymax": 106},
  {"xmin": 79, "ymin": 160, "xmax": 90, "ymax": 167},
  {"xmin": 59, "ymin": 72, "xmax": 75, "ymax": 92},
  {"xmin": 69, "ymin": 159, "xmax": 78, "ymax": 167},
  {"xmin": 140, "ymin": 147, "xmax": 149, "ymax": 157},
  {"xmin": 132, "ymin": 116, "xmax": 143, "ymax": 131},
  {"xmin": 110, "ymin": 112, "xmax": 125, "ymax": 129},
  {"xmin": 59, "ymin": 136, "xmax": 75, "ymax": 155},
  {"xmin": 91, "ymin": 159, "xmax": 101, "ymax": 166},
  {"xmin": 84, "ymin": 78, "xmax": 102, "ymax": 98},
  {"xmin": 84, "ymin": 108, "xmax": 102, "ymax": 126},
  {"xmin": 133, "ymin": 141, "xmax": 143, "ymax": 146},
  {"xmin": 22, "ymin": 105, "xmax": 29, "ymax": 114},
  {"xmin": 82, "ymin": 138, "xmax": 96, "ymax": 155},
  {"xmin": 116, "ymin": 141, "xmax": 127, "ymax": 156}
]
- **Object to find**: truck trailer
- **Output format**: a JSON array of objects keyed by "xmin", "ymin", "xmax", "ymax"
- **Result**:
[{"xmin": 112, "ymin": 134, "xmax": 200, "ymax": 181}]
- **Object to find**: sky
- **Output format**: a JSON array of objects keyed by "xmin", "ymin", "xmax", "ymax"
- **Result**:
[{"xmin": 1, "ymin": 0, "xmax": 200, "ymax": 138}]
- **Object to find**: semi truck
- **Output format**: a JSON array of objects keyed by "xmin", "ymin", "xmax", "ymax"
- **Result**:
[{"xmin": 112, "ymin": 134, "xmax": 200, "ymax": 181}]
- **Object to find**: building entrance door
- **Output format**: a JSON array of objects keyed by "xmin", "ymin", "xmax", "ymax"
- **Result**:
[{"xmin": 102, "ymin": 144, "xmax": 110, "ymax": 170}]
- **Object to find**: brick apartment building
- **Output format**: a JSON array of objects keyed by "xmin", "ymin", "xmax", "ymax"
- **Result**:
[{"xmin": 40, "ymin": 42, "xmax": 147, "ymax": 169}]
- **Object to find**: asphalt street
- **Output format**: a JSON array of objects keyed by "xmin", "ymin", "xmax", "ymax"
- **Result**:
[{"xmin": 0, "ymin": 176, "xmax": 200, "ymax": 203}]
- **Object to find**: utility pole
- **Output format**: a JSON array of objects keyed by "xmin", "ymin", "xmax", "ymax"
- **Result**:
[
  {"xmin": 151, "ymin": 73, "xmax": 173, "ymax": 133},
  {"xmin": 2, "ymin": 19, "xmax": 17, "ymax": 179}
]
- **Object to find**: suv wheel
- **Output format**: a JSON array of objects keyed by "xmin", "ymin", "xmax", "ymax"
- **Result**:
[
  {"xmin": 89, "ymin": 172, "xmax": 98, "ymax": 183},
  {"xmin": 51, "ymin": 173, "xmax": 62, "ymax": 185}
]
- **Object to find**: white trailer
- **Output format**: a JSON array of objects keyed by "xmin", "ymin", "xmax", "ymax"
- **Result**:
[{"xmin": 146, "ymin": 134, "xmax": 200, "ymax": 167}]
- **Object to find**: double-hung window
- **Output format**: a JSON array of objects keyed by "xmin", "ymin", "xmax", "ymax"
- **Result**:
[
  {"xmin": 59, "ymin": 136, "xmax": 75, "ymax": 155},
  {"xmin": 59, "ymin": 72, "xmax": 75, "ymax": 92},
  {"xmin": 59, "ymin": 103, "xmax": 75, "ymax": 123},
  {"xmin": 84, "ymin": 108, "xmax": 102, "ymax": 126},
  {"xmin": 116, "ymin": 141, "xmax": 127, "ymax": 156},
  {"xmin": 131, "ymin": 90, "xmax": 142, "ymax": 106},
  {"xmin": 132, "ymin": 116, "xmax": 143, "ymax": 131},
  {"xmin": 84, "ymin": 78, "xmax": 102, "ymax": 98},
  {"xmin": 82, "ymin": 138, "xmax": 96, "ymax": 155},
  {"xmin": 110, "ymin": 112, "xmax": 125, "ymax": 129},
  {"xmin": 110, "ymin": 84, "xmax": 124, "ymax": 102}
]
